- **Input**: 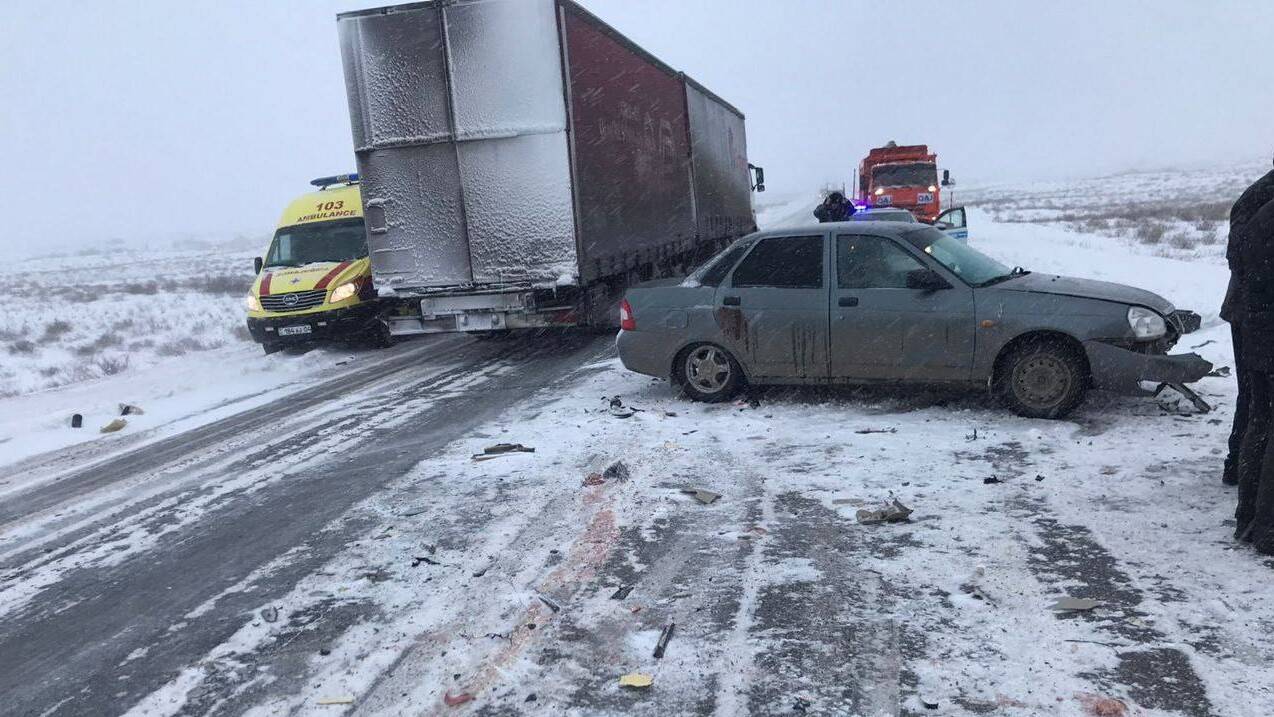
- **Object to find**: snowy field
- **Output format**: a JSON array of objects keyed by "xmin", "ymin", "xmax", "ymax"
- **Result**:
[
  {"xmin": 0, "ymin": 244, "xmax": 391, "ymax": 468},
  {"xmin": 4, "ymin": 166, "xmax": 1273, "ymax": 715},
  {"xmin": 959, "ymin": 162, "xmax": 1265, "ymax": 261}
]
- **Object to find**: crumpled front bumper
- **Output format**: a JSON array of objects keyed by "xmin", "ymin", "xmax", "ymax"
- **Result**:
[{"xmin": 1084, "ymin": 340, "xmax": 1214, "ymax": 397}]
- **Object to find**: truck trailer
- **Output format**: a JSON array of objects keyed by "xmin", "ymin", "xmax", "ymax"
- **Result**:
[{"xmin": 336, "ymin": 0, "xmax": 763, "ymax": 335}]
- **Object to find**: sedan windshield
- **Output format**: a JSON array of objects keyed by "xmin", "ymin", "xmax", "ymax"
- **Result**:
[
  {"xmin": 902, "ymin": 226, "xmax": 1016, "ymax": 286},
  {"xmin": 872, "ymin": 162, "xmax": 937, "ymax": 188},
  {"xmin": 264, "ymin": 219, "xmax": 367, "ymax": 268}
]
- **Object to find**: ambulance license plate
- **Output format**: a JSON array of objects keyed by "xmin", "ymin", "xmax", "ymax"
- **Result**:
[{"xmin": 278, "ymin": 325, "xmax": 312, "ymax": 336}]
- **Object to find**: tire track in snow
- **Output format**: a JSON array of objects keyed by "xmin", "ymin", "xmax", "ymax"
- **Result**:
[
  {"xmin": 973, "ymin": 439, "xmax": 1217, "ymax": 717},
  {"xmin": 0, "ymin": 334, "xmax": 608, "ymax": 717}
]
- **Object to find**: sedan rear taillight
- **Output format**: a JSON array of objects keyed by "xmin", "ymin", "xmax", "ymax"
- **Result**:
[{"xmin": 619, "ymin": 298, "xmax": 636, "ymax": 331}]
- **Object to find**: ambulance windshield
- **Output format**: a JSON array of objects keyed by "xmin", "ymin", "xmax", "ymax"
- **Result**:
[{"xmin": 264, "ymin": 219, "xmax": 368, "ymax": 268}]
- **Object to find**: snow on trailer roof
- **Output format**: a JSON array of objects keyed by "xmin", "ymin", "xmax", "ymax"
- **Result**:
[{"xmin": 335, "ymin": 0, "xmax": 746, "ymax": 120}]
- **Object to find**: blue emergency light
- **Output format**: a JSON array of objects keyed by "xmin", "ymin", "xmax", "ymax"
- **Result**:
[{"xmin": 310, "ymin": 173, "xmax": 359, "ymax": 188}]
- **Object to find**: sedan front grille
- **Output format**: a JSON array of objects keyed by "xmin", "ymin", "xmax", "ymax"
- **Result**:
[{"xmin": 261, "ymin": 289, "xmax": 326, "ymax": 313}]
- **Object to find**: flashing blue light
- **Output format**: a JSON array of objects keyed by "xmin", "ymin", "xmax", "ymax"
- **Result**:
[{"xmin": 310, "ymin": 173, "xmax": 359, "ymax": 188}]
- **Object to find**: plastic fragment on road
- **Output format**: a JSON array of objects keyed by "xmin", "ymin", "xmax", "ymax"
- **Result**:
[
  {"xmin": 619, "ymin": 673, "xmax": 653, "ymax": 689},
  {"xmin": 607, "ymin": 396, "xmax": 637, "ymax": 418},
  {"xmin": 584, "ymin": 472, "xmax": 605, "ymax": 486},
  {"xmin": 70, "ymin": 413, "xmax": 82, "ymax": 428},
  {"xmin": 653, "ymin": 622, "xmax": 675, "ymax": 658},
  {"xmin": 317, "ymin": 696, "xmax": 354, "ymax": 705},
  {"xmin": 856, "ymin": 498, "xmax": 913, "ymax": 524},
  {"xmin": 100, "ymin": 418, "xmax": 128, "ymax": 433},
  {"xmin": 443, "ymin": 691, "xmax": 474, "ymax": 707},
  {"xmin": 1050, "ymin": 597, "xmax": 1103, "ymax": 612},
  {"xmin": 472, "ymin": 443, "xmax": 535, "ymax": 460},
  {"xmin": 539, "ymin": 595, "xmax": 561, "ymax": 613},
  {"xmin": 119, "ymin": 403, "xmax": 144, "ymax": 416},
  {"xmin": 681, "ymin": 488, "xmax": 721, "ymax": 505},
  {"xmin": 610, "ymin": 585, "xmax": 634, "ymax": 600},
  {"xmin": 855, "ymin": 427, "xmax": 897, "ymax": 434},
  {"xmin": 983, "ymin": 476, "xmax": 1001, "ymax": 484}
]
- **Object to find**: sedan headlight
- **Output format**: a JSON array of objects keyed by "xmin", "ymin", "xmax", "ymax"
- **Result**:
[
  {"xmin": 245, "ymin": 294, "xmax": 262, "ymax": 312},
  {"xmin": 1127, "ymin": 306, "xmax": 1167, "ymax": 340},
  {"xmin": 329, "ymin": 281, "xmax": 358, "ymax": 303}
]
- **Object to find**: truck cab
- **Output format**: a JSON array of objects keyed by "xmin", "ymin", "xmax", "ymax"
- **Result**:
[
  {"xmin": 857, "ymin": 142, "xmax": 943, "ymax": 223},
  {"xmin": 245, "ymin": 175, "xmax": 387, "ymax": 354}
]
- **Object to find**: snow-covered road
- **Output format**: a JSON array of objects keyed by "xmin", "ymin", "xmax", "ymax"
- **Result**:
[{"xmin": 1, "ymin": 205, "xmax": 1270, "ymax": 717}]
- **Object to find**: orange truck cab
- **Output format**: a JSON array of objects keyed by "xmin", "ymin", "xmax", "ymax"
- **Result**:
[
  {"xmin": 856, "ymin": 142, "xmax": 949, "ymax": 223},
  {"xmin": 245, "ymin": 174, "xmax": 388, "ymax": 354}
]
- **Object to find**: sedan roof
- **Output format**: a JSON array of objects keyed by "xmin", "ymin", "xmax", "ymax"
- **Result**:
[{"xmin": 748, "ymin": 221, "xmax": 918, "ymax": 238}]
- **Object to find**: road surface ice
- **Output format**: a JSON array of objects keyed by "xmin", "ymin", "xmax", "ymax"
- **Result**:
[{"xmin": 1, "ymin": 182, "xmax": 1270, "ymax": 717}]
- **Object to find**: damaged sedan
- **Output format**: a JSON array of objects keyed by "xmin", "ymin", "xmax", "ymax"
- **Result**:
[{"xmin": 617, "ymin": 222, "xmax": 1212, "ymax": 418}]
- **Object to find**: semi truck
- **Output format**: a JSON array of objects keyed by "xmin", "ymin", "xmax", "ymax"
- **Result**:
[
  {"xmin": 336, "ymin": 0, "xmax": 763, "ymax": 336},
  {"xmin": 856, "ymin": 142, "xmax": 949, "ymax": 223}
]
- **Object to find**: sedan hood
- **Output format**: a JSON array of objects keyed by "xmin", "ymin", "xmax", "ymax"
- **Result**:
[{"xmin": 995, "ymin": 273, "xmax": 1175, "ymax": 314}]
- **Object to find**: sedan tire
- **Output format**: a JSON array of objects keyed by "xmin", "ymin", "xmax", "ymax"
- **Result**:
[
  {"xmin": 996, "ymin": 339, "xmax": 1088, "ymax": 419},
  {"xmin": 675, "ymin": 343, "xmax": 744, "ymax": 403}
]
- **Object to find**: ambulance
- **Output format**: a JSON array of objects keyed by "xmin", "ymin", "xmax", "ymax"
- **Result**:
[{"xmin": 245, "ymin": 174, "xmax": 388, "ymax": 354}]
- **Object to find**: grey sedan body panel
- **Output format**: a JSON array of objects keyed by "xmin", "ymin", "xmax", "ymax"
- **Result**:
[
  {"xmin": 617, "ymin": 221, "xmax": 1212, "ymax": 401},
  {"xmin": 994, "ymin": 273, "xmax": 1176, "ymax": 316}
]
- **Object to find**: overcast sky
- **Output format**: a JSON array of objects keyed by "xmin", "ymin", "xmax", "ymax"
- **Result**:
[{"xmin": 2, "ymin": 1, "xmax": 1272, "ymax": 256}]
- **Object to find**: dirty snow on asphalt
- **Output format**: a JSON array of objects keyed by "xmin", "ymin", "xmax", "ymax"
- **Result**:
[{"xmin": 115, "ymin": 201, "xmax": 1274, "ymax": 716}]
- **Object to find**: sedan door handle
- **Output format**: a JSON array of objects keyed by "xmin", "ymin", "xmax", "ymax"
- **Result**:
[
  {"xmin": 838, "ymin": 296, "xmax": 859, "ymax": 307},
  {"xmin": 722, "ymin": 296, "xmax": 741, "ymax": 306}
]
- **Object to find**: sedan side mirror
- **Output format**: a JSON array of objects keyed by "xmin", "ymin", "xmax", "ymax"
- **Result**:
[
  {"xmin": 906, "ymin": 268, "xmax": 951, "ymax": 292},
  {"xmin": 254, "ymin": 257, "xmax": 263, "ymax": 274}
]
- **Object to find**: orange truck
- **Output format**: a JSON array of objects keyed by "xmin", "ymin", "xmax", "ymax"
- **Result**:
[{"xmin": 856, "ymin": 142, "xmax": 950, "ymax": 223}]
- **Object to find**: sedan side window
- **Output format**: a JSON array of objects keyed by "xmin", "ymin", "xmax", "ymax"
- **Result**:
[
  {"xmin": 837, "ymin": 234, "xmax": 926, "ymax": 289},
  {"xmin": 696, "ymin": 240, "xmax": 755, "ymax": 287},
  {"xmin": 731, "ymin": 236, "xmax": 824, "ymax": 289}
]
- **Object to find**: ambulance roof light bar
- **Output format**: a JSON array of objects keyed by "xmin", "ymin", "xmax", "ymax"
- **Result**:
[{"xmin": 310, "ymin": 173, "xmax": 359, "ymax": 189}]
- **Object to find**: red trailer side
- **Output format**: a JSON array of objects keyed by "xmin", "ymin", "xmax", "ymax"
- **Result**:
[{"xmin": 558, "ymin": 2, "xmax": 697, "ymax": 283}]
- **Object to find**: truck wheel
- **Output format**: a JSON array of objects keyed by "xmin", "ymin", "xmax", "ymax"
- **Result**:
[
  {"xmin": 262, "ymin": 342, "xmax": 282, "ymax": 355},
  {"xmin": 675, "ymin": 343, "xmax": 743, "ymax": 403},
  {"xmin": 996, "ymin": 339, "xmax": 1087, "ymax": 419},
  {"xmin": 368, "ymin": 322, "xmax": 396, "ymax": 349}
]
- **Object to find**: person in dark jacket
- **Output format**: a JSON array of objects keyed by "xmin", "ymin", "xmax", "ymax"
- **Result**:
[
  {"xmin": 1235, "ymin": 197, "xmax": 1274, "ymax": 553},
  {"xmin": 814, "ymin": 192, "xmax": 856, "ymax": 223},
  {"xmin": 1221, "ymin": 161, "xmax": 1274, "ymax": 485}
]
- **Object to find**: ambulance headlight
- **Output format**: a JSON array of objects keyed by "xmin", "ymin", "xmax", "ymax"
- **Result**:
[
  {"xmin": 1127, "ymin": 306, "xmax": 1166, "ymax": 340},
  {"xmin": 245, "ymin": 294, "xmax": 262, "ymax": 312},
  {"xmin": 329, "ymin": 281, "xmax": 358, "ymax": 303}
]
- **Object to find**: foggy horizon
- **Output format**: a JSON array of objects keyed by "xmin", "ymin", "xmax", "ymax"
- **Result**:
[{"xmin": 3, "ymin": 0, "xmax": 1272, "ymax": 256}]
